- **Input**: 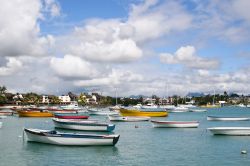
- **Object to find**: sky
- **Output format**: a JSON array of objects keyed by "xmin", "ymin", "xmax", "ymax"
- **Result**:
[{"xmin": 1, "ymin": 0, "xmax": 250, "ymax": 97}]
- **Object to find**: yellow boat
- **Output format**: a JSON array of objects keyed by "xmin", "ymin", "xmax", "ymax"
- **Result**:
[
  {"xmin": 200, "ymin": 104, "xmax": 220, "ymax": 108},
  {"xmin": 119, "ymin": 108, "xmax": 168, "ymax": 117},
  {"xmin": 17, "ymin": 110, "xmax": 53, "ymax": 117}
]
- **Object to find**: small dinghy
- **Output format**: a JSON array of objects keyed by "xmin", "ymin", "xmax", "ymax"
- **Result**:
[
  {"xmin": 24, "ymin": 128, "xmax": 120, "ymax": 146},
  {"xmin": 52, "ymin": 118, "xmax": 115, "ymax": 132},
  {"xmin": 151, "ymin": 120, "xmax": 199, "ymax": 128},
  {"xmin": 207, "ymin": 116, "xmax": 250, "ymax": 121},
  {"xmin": 207, "ymin": 127, "xmax": 250, "ymax": 136},
  {"xmin": 108, "ymin": 115, "xmax": 150, "ymax": 122}
]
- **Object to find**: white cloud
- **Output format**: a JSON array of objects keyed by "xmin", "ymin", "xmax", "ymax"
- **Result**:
[
  {"xmin": 0, "ymin": 0, "xmax": 59, "ymax": 58},
  {"xmin": 0, "ymin": 57, "xmax": 23, "ymax": 76},
  {"xmin": 128, "ymin": 0, "xmax": 192, "ymax": 43},
  {"xmin": 160, "ymin": 45, "xmax": 219, "ymax": 70},
  {"xmin": 74, "ymin": 69, "xmax": 144, "ymax": 87},
  {"xmin": 50, "ymin": 55, "xmax": 98, "ymax": 79}
]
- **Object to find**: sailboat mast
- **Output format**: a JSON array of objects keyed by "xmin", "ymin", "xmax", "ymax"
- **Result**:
[
  {"xmin": 115, "ymin": 88, "xmax": 117, "ymax": 105},
  {"xmin": 212, "ymin": 89, "xmax": 215, "ymax": 105}
]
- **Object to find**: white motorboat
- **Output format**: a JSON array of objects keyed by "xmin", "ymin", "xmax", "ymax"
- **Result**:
[
  {"xmin": 108, "ymin": 115, "xmax": 150, "ymax": 122},
  {"xmin": 109, "ymin": 105, "xmax": 121, "ymax": 112},
  {"xmin": 207, "ymin": 116, "xmax": 250, "ymax": 121},
  {"xmin": 151, "ymin": 120, "xmax": 199, "ymax": 128},
  {"xmin": 24, "ymin": 128, "xmax": 120, "ymax": 146},
  {"xmin": 52, "ymin": 118, "xmax": 115, "ymax": 132},
  {"xmin": 0, "ymin": 116, "xmax": 7, "ymax": 119},
  {"xmin": 141, "ymin": 103, "xmax": 158, "ymax": 109},
  {"xmin": 88, "ymin": 109, "xmax": 118, "ymax": 115},
  {"xmin": 207, "ymin": 127, "xmax": 250, "ymax": 136},
  {"xmin": 167, "ymin": 106, "xmax": 189, "ymax": 113},
  {"xmin": 189, "ymin": 109, "xmax": 207, "ymax": 112}
]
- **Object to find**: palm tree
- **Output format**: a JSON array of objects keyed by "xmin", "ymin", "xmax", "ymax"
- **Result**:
[{"xmin": 0, "ymin": 86, "xmax": 7, "ymax": 94}]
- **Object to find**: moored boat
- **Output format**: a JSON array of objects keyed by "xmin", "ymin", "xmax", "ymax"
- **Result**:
[
  {"xmin": 24, "ymin": 128, "xmax": 120, "ymax": 146},
  {"xmin": 17, "ymin": 110, "xmax": 53, "ymax": 117},
  {"xmin": 54, "ymin": 113, "xmax": 89, "ymax": 119},
  {"xmin": 207, "ymin": 127, "xmax": 250, "ymax": 136},
  {"xmin": 207, "ymin": 116, "xmax": 250, "ymax": 121},
  {"xmin": 108, "ymin": 115, "xmax": 150, "ymax": 122},
  {"xmin": 151, "ymin": 120, "xmax": 199, "ymax": 128},
  {"xmin": 167, "ymin": 106, "xmax": 189, "ymax": 113},
  {"xmin": 189, "ymin": 109, "xmax": 207, "ymax": 112},
  {"xmin": 52, "ymin": 118, "xmax": 115, "ymax": 132},
  {"xmin": 119, "ymin": 108, "xmax": 167, "ymax": 117},
  {"xmin": 88, "ymin": 109, "xmax": 118, "ymax": 115},
  {"xmin": 0, "ymin": 110, "xmax": 13, "ymax": 116}
]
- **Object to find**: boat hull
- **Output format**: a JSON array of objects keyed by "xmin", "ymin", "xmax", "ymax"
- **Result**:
[
  {"xmin": 151, "ymin": 120, "xmax": 199, "ymax": 128},
  {"xmin": 52, "ymin": 118, "xmax": 115, "ymax": 132},
  {"xmin": 207, "ymin": 116, "xmax": 250, "ymax": 121},
  {"xmin": 88, "ymin": 109, "xmax": 118, "ymax": 115},
  {"xmin": 54, "ymin": 113, "xmax": 89, "ymax": 119},
  {"xmin": 108, "ymin": 115, "xmax": 150, "ymax": 122},
  {"xmin": 0, "ymin": 111, "xmax": 13, "ymax": 116},
  {"xmin": 24, "ymin": 128, "xmax": 119, "ymax": 146},
  {"xmin": 119, "ymin": 109, "xmax": 167, "ymax": 117},
  {"xmin": 17, "ymin": 110, "xmax": 53, "ymax": 117},
  {"xmin": 208, "ymin": 127, "xmax": 250, "ymax": 135}
]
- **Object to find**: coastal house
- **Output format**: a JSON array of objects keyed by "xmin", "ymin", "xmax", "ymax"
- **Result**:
[
  {"xmin": 42, "ymin": 95, "xmax": 49, "ymax": 103},
  {"xmin": 58, "ymin": 95, "xmax": 71, "ymax": 103}
]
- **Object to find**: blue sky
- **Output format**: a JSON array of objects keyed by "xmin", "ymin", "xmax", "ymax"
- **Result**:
[{"xmin": 1, "ymin": 0, "xmax": 250, "ymax": 96}]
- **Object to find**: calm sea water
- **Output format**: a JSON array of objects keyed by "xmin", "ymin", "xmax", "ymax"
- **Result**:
[{"xmin": 1, "ymin": 107, "xmax": 250, "ymax": 166}]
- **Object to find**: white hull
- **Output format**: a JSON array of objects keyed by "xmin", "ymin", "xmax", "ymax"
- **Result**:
[
  {"xmin": 0, "ymin": 116, "xmax": 7, "ymax": 119},
  {"xmin": 141, "ymin": 105, "xmax": 158, "ymax": 109},
  {"xmin": 52, "ymin": 118, "xmax": 115, "ymax": 131},
  {"xmin": 88, "ymin": 109, "xmax": 118, "ymax": 115},
  {"xmin": 0, "ymin": 122, "xmax": 2, "ymax": 128},
  {"xmin": 207, "ymin": 116, "xmax": 250, "ymax": 121},
  {"xmin": 24, "ymin": 128, "xmax": 119, "ymax": 146},
  {"xmin": 189, "ymin": 109, "xmax": 207, "ymax": 112},
  {"xmin": 208, "ymin": 127, "xmax": 250, "ymax": 135},
  {"xmin": 108, "ymin": 115, "xmax": 150, "ymax": 122},
  {"xmin": 151, "ymin": 120, "xmax": 199, "ymax": 128}
]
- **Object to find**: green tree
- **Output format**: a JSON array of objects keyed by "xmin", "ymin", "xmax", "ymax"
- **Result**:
[
  {"xmin": 22, "ymin": 92, "xmax": 41, "ymax": 105},
  {"xmin": 50, "ymin": 96, "xmax": 61, "ymax": 104},
  {"xmin": 78, "ymin": 93, "xmax": 87, "ymax": 105},
  {"xmin": 0, "ymin": 86, "xmax": 7, "ymax": 104}
]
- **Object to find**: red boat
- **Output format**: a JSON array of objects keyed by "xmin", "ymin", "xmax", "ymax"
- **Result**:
[{"xmin": 54, "ymin": 113, "xmax": 89, "ymax": 119}]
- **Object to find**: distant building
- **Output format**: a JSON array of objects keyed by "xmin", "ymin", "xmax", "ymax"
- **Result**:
[
  {"xmin": 42, "ymin": 95, "xmax": 49, "ymax": 103},
  {"xmin": 159, "ymin": 97, "xmax": 173, "ymax": 105},
  {"xmin": 58, "ymin": 95, "xmax": 71, "ymax": 103},
  {"xmin": 143, "ymin": 98, "xmax": 156, "ymax": 104}
]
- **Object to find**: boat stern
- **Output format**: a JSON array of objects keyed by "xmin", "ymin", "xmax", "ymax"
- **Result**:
[{"xmin": 113, "ymin": 135, "xmax": 120, "ymax": 146}]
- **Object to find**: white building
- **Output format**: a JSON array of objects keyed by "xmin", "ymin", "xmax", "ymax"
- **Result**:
[
  {"xmin": 42, "ymin": 95, "xmax": 49, "ymax": 103},
  {"xmin": 58, "ymin": 95, "xmax": 71, "ymax": 103}
]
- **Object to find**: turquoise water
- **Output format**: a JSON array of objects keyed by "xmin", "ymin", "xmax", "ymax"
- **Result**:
[{"xmin": 1, "ymin": 107, "xmax": 250, "ymax": 166}]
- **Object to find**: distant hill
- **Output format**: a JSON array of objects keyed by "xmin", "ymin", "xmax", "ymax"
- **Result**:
[
  {"xmin": 186, "ymin": 92, "xmax": 205, "ymax": 97},
  {"xmin": 129, "ymin": 95, "xmax": 148, "ymax": 99}
]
